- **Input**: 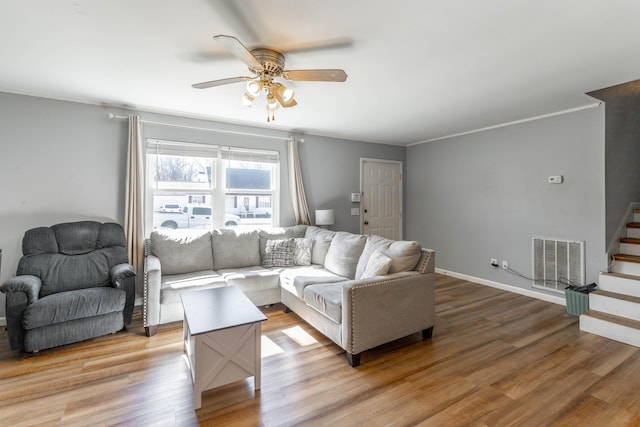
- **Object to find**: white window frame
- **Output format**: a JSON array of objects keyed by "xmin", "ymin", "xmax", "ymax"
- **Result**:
[{"xmin": 144, "ymin": 139, "xmax": 279, "ymax": 234}]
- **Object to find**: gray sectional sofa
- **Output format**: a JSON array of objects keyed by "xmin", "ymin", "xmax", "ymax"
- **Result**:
[{"xmin": 144, "ymin": 225, "xmax": 435, "ymax": 366}]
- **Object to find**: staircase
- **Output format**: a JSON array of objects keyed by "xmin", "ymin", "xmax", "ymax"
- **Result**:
[{"xmin": 580, "ymin": 209, "xmax": 640, "ymax": 346}]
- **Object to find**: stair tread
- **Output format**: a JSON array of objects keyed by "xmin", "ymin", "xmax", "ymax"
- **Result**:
[
  {"xmin": 593, "ymin": 289, "xmax": 640, "ymax": 304},
  {"xmin": 582, "ymin": 310, "xmax": 640, "ymax": 330},
  {"xmin": 627, "ymin": 222, "xmax": 640, "ymax": 228},
  {"xmin": 621, "ymin": 237, "xmax": 640, "ymax": 245},
  {"xmin": 613, "ymin": 254, "xmax": 640, "ymax": 263},
  {"xmin": 600, "ymin": 271, "xmax": 640, "ymax": 280}
]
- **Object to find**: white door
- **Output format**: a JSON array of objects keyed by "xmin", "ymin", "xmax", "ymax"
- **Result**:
[{"xmin": 361, "ymin": 159, "xmax": 403, "ymax": 239}]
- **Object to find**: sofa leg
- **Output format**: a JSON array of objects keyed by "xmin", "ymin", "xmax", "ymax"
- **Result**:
[
  {"xmin": 145, "ymin": 325, "xmax": 157, "ymax": 337},
  {"xmin": 422, "ymin": 326, "xmax": 434, "ymax": 340},
  {"xmin": 283, "ymin": 305, "xmax": 292, "ymax": 313},
  {"xmin": 346, "ymin": 352, "xmax": 361, "ymax": 367}
]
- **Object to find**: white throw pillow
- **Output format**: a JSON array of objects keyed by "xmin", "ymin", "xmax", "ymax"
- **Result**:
[
  {"xmin": 293, "ymin": 238, "xmax": 313, "ymax": 266},
  {"xmin": 360, "ymin": 250, "xmax": 393, "ymax": 279}
]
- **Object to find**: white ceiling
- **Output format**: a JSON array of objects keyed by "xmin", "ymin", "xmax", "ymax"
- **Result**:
[{"xmin": 2, "ymin": 0, "xmax": 639, "ymax": 146}]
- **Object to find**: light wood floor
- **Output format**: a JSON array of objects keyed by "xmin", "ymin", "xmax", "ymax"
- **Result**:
[{"xmin": 2, "ymin": 274, "xmax": 640, "ymax": 426}]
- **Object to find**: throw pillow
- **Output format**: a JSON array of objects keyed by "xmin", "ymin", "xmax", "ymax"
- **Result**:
[
  {"xmin": 293, "ymin": 238, "xmax": 313, "ymax": 266},
  {"xmin": 360, "ymin": 250, "xmax": 393, "ymax": 279},
  {"xmin": 262, "ymin": 238, "xmax": 296, "ymax": 268}
]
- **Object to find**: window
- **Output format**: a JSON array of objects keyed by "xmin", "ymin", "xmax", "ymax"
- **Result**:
[{"xmin": 146, "ymin": 140, "xmax": 279, "ymax": 233}]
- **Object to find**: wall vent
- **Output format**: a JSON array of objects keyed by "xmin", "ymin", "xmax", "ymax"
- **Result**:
[{"xmin": 532, "ymin": 237, "xmax": 585, "ymax": 293}]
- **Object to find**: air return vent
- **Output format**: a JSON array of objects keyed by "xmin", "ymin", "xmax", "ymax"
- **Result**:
[{"xmin": 532, "ymin": 237, "xmax": 585, "ymax": 293}]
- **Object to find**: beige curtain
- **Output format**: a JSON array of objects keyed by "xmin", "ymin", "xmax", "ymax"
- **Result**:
[
  {"xmin": 288, "ymin": 136, "xmax": 311, "ymax": 225},
  {"xmin": 125, "ymin": 114, "xmax": 144, "ymax": 288}
]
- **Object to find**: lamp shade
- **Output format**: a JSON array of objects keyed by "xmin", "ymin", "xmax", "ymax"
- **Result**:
[{"xmin": 315, "ymin": 209, "xmax": 335, "ymax": 226}]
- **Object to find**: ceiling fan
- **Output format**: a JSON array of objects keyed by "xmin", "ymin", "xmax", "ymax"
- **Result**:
[{"xmin": 192, "ymin": 35, "xmax": 348, "ymax": 122}]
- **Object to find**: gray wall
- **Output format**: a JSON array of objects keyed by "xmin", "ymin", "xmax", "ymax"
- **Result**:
[
  {"xmin": 588, "ymin": 80, "xmax": 640, "ymax": 250},
  {"xmin": 405, "ymin": 105, "xmax": 607, "ymax": 297},
  {"xmin": 0, "ymin": 91, "xmax": 404, "ymax": 319},
  {"xmin": 298, "ymin": 135, "xmax": 405, "ymax": 233}
]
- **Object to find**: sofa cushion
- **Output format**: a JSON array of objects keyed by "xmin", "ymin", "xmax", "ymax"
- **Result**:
[
  {"xmin": 360, "ymin": 250, "xmax": 392, "ymax": 279},
  {"xmin": 212, "ymin": 229, "xmax": 260, "ymax": 270},
  {"xmin": 218, "ymin": 266, "xmax": 281, "ymax": 293},
  {"xmin": 324, "ymin": 232, "xmax": 367, "ymax": 279},
  {"xmin": 293, "ymin": 238, "xmax": 313, "ymax": 266},
  {"xmin": 23, "ymin": 287, "xmax": 125, "ymax": 330},
  {"xmin": 150, "ymin": 229, "xmax": 213, "ymax": 275},
  {"xmin": 263, "ymin": 238, "xmax": 295, "ymax": 267},
  {"xmin": 304, "ymin": 283, "xmax": 343, "ymax": 323},
  {"xmin": 355, "ymin": 235, "xmax": 422, "ymax": 280},
  {"xmin": 280, "ymin": 267, "xmax": 347, "ymax": 300},
  {"xmin": 160, "ymin": 270, "xmax": 226, "ymax": 304}
]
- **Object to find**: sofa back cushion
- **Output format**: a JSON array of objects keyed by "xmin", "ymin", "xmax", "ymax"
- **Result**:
[
  {"xmin": 324, "ymin": 232, "xmax": 367, "ymax": 279},
  {"xmin": 150, "ymin": 229, "xmax": 213, "ymax": 275},
  {"xmin": 212, "ymin": 229, "xmax": 261, "ymax": 270},
  {"xmin": 304, "ymin": 226, "xmax": 336, "ymax": 241},
  {"xmin": 310, "ymin": 238, "xmax": 332, "ymax": 265},
  {"xmin": 355, "ymin": 235, "xmax": 422, "ymax": 280},
  {"xmin": 304, "ymin": 226, "xmax": 335, "ymax": 265}
]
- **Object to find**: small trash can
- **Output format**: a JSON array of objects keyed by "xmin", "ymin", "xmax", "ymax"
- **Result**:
[{"xmin": 564, "ymin": 283, "xmax": 596, "ymax": 316}]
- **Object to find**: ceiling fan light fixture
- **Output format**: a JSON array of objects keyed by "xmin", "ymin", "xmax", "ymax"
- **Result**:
[
  {"xmin": 241, "ymin": 91, "xmax": 255, "ymax": 107},
  {"xmin": 266, "ymin": 93, "xmax": 279, "ymax": 110},
  {"xmin": 274, "ymin": 84, "xmax": 297, "ymax": 108},
  {"xmin": 246, "ymin": 80, "xmax": 262, "ymax": 97}
]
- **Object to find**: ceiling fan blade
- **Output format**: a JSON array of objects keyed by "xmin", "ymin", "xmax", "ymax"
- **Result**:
[
  {"xmin": 281, "ymin": 69, "xmax": 348, "ymax": 82},
  {"xmin": 192, "ymin": 76, "xmax": 251, "ymax": 89},
  {"xmin": 213, "ymin": 34, "xmax": 263, "ymax": 70},
  {"xmin": 211, "ymin": 0, "xmax": 262, "ymax": 44},
  {"xmin": 277, "ymin": 37, "xmax": 354, "ymax": 55}
]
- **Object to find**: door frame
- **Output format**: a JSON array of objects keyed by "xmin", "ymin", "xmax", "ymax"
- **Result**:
[{"xmin": 359, "ymin": 158, "xmax": 404, "ymax": 238}]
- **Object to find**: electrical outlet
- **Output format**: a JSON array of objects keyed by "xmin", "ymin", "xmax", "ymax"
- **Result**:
[
  {"xmin": 490, "ymin": 258, "xmax": 498, "ymax": 267},
  {"xmin": 502, "ymin": 260, "xmax": 508, "ymax": 270}
]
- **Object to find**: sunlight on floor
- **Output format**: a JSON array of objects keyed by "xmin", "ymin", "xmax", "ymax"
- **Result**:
[
  {"xmin": 261, "ymin": 335, "xmax": 285, "ymax": 358},
  {"xmin": 282, "ymin": 326, "xmax": 318, "ymax": 346}
]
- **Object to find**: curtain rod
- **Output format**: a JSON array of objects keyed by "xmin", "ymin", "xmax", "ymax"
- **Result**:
[{"xmin": 107, "ymin": 113, "xmax": 302, "ymax": 142}]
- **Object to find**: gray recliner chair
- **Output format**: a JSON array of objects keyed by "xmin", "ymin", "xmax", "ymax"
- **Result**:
[{"xmin": 0, "ymin": 221, "xmax": 136, "ymax": 352}]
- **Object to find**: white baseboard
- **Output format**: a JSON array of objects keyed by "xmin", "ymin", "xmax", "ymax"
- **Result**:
[
  {"xmin": 0, "ymin": 316, "xmax": 5, "ymax": 327},
  {"xmin": 436, "ymin": 268, "xmax": 566, "ymax": 306}
]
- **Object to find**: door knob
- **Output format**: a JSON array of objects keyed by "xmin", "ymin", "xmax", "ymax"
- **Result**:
[{"xmin": 364, "ymin": 221, "xmax": 369, "ymax": 225}]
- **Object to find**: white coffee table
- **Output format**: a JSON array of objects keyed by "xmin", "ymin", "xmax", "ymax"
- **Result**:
[{"xmin": 181, "ymin": 286, "xmax": 267, "ymax": 409}]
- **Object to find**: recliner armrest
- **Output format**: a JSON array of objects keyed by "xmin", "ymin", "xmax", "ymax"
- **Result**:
[
  {"xmin": 1, "ymin": 275, "xmax": 42, "ymax": 304},
  {"xmin": 1, "ymin": 275, "xmax": 42, "ymax": 351},
  {"xmin": 110, "ymin": 263, "xmax": 136, "ymax": 326},
  {"xmin": 110, "ymin": 263, "xmax": 136, "ymax": 288}
]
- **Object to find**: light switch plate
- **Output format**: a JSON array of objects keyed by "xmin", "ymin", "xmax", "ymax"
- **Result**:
[
  {"xmin": 548, "ymin": 175, "xmax": 563, "ymax": 184},
  {"xmin": 351, "ymin": 208, "xmax": 360, "ymax": 216}
]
